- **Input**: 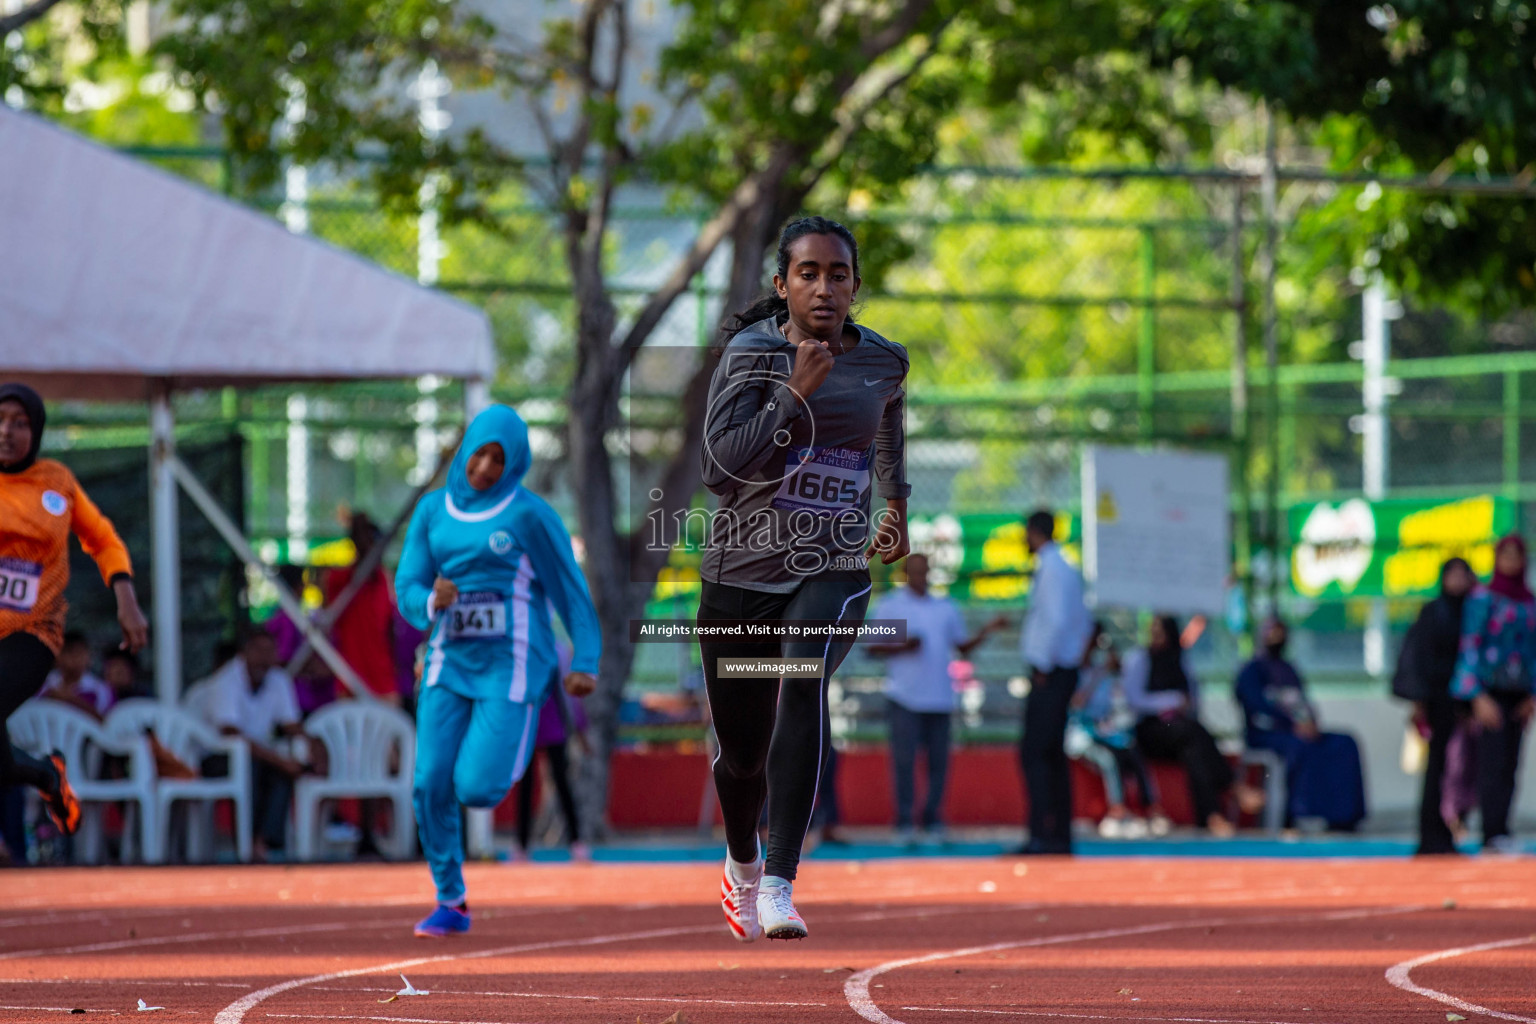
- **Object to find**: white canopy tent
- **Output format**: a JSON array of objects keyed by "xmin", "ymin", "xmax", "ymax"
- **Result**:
[{"xmin": 0, "ymin": 105, "xmax": 495, "ymax": 700}]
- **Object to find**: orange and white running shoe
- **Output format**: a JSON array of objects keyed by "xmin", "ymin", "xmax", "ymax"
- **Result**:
[
  {"xmin": 757, "ymin": 876, "xmax": 808, "ymax": 940},
  {"xmin": 720, "ymin": 852, "xmax": 763, "ymax": 942}
]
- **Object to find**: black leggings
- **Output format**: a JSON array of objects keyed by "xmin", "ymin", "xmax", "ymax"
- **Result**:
[
  {"xmin": 699, "ymin": 572, "xmax": 871, "ymax": 881},
  {"xmin": 1135, "ymin": 713, "xmax": 1233, "ymax": 825},
  {"xmin": 0, "ymin": 632, "xmax": 60, "ymax": 790},
  {"xmin": 1478, "ymin": 691, "xmax": 1530, "ymax": 845},
  {"xmin": 516, "ymin": 742, "xmax": 581, "ymax": 849}
]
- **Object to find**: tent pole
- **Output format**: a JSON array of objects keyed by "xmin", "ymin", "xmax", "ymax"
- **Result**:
[
  {"xmin": 465, "ymin": 378, "xmax": 490, "ymax": 418},
  {"xmin": 150, "ymin": 383, "xmax": 183, "ymax": 703},
  {"xmin": 281, "ymin": 434, "xmax": 459, "ymax": 677},
  {"xmin": 164, "ymin": 453, "xmax": 375, "ymax": 700}
]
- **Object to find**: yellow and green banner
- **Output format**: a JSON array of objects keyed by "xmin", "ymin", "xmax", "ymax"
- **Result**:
[{"xmin": 1288, "ymin": 494, "xmax": 1516, "ymax": 599}]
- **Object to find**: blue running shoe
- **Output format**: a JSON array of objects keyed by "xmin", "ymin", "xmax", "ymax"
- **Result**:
[{"xmin": 413, "ymin": 903, "xmax": 471, "ymax": 938}]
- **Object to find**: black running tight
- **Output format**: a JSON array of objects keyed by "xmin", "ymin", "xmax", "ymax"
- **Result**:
[
  {"xmin": 0, "ymin": 631, "xmax": 60, "ymax": 790},
  {"xmin": 698, "ymin": 572, "xmax": 871, "ymax": 881}
]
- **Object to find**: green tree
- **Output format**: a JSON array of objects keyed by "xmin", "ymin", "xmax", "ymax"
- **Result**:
[{"xmin": 1152, "ymin": 0, "xmax": 1536, "ymax": 313}]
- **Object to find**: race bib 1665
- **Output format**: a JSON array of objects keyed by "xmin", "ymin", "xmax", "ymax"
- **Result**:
[{"xmin": 772, "ymin": 446, "xmax": 870, "ymax": 515}]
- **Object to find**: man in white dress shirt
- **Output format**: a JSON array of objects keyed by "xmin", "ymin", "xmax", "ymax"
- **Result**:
[
  {"xmin": 1015, "ymin": 510, "xmax": 1092, "ymax": 855},
  {"xmin": 204, "ymin": 630, "xmax": 311, "ymax": 861}
]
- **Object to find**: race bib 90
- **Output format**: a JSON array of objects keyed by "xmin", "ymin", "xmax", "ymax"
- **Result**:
[
  {"xmin": 445, "ymin": 592, "xmax": 508, "ymax": 640},
  {"xmin": 772, "ymin": 446, "xmax": 870, "ymax": 515},
  {"xmin": 0, "ymin": 558, "xmax": 42, "ymax": 614}
]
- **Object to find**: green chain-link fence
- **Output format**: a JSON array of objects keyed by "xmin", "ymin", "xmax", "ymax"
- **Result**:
[{"xmin": 40, "ymin": 149, "xmax": 1536, "ymax": 716}]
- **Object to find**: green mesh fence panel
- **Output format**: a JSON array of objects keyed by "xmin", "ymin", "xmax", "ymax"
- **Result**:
[{"xmin": 60, "ymin": 434, "xmax": 246, "ymax": 689}]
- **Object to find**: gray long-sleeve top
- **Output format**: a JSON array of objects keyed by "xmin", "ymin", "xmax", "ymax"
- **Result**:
[
  {"xmin": 1120, "ymin": 646, "xmax": 1202, "ymax": 717},
  {"xmin": 699, "ymin": 317, "xmax": 909, "ymax": 593}
]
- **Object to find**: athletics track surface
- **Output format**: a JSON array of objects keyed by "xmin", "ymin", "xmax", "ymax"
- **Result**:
[{"xmin": 0, "ymin": 857, "xmax": 1531, "ymax": 1023}]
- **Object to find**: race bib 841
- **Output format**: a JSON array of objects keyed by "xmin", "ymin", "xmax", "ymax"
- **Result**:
[
  {"xmin": 445, "ymin": 591, "xmax": 508, "ymax": 640},
  {"xmin": 772, "ymin": 446, "xmax": 870, "ymax": 515},
  {"xmin": 0, "ymin": 558, "xmax": 42, "ymax": 614}
]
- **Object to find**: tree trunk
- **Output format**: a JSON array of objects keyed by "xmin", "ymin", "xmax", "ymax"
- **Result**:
[{"xmin": 564, "ymin": 178, "xmax": 808, "ymax": 840}]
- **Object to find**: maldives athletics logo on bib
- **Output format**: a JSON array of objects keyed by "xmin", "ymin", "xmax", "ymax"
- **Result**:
[
  {"xmin": 488, "ymin": 530, "xmax": 514, "ymax": 557},
  {"xmin": 41, "ymin": 490, "xmax": 68, "ymax": 517}
]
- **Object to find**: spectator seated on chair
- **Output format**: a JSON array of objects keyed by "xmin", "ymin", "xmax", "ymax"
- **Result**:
[
  {"xmin": 1235, "ymin": 618, "xmax": 1366, "ymax": 832},
  {"xmin": 1069, "ymin": 622, "xmax": 1169, "ymax": 839},
  {"xmin": 201, "ymin": 629, "xmax": 315, "ymax": 861},
  {"xmin": 39, "ymin": 632, "xmax": 113, "ymax": 720},
  {"xmin": 1124, "ymin": 616, "xmax": 1266, "ymax": 838},
  {"xmin": 100, "ymin": 646, "xmax": 152, "ymax": 705}
]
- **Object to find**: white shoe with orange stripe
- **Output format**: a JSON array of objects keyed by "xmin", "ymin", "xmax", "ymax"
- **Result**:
[
  {"xmin": 720, "ymin": 852, "xmax": 763, "ymax": 942},
  {"xmin": 757, "ymin": 876, "xmax": 808, "ymax": 940}
]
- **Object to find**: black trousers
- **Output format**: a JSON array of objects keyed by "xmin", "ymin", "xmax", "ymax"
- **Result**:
[
  {"xmin": 253, "ymin": 761, "xmax": 294, "ymax": 851},
  {"xmin": 516, "ymin": 742, "xmax": 581, "ymax": 850},
  {"xmin": 1479, "ymin": 691, "xmax": 1530, "ymax": 845},
  {"xmin": 1417, "ymin": 696, "xmax": 1459, "ymax": 854},
  {"xmin": 0, "ymin": 632, "xmax": 59, "ymax": 790},
  {"xmin": 1020, "ymin": 667, "xmax": 1077, "ymax": 846},
  {"xmin": 698, "ymin": 572, "xmax": 871, "ymax": 881},
  {"xmin": 888, "ymin": 700, "xmax": 951, "ymax": 830},
  {"xmin": 1135, "ymin": 713, "xmax": 1233, "ymax": 825}
]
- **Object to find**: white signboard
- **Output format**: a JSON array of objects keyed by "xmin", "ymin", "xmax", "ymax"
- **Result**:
[{"xmin": 1082, "ymin": 446, "xmax": 1230, "ymax": 615}]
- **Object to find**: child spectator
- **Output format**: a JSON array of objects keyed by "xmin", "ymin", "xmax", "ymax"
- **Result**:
[
  {"xmin": 1070, "ymin": 622, "xmax": 1168, "ymax": 838},
  {"xmin": 40, "ymin": 632, "xmax": 112, "ymax": 719}
]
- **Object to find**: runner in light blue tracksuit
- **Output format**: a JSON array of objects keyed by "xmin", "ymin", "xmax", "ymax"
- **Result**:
[{"xmin": 395, "ymin": 404, "xmax": 601, "ymax": 937}]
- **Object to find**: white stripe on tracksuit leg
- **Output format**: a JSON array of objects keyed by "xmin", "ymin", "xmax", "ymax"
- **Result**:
[
  {"xmin": 507, "ymin": 555, "xmax": 533, "ymax": 702},
  {"xmin": 424, "ymin": 626, "xmax": 446, "ymax": 689}
]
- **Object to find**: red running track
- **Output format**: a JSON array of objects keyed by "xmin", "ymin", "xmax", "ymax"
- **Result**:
[{"xmin": 0, "ymin": 856, "xmax": 1531, "ymax": 1023}]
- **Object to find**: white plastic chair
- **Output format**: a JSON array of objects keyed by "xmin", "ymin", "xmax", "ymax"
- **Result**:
[
  {"xmin": 104, "ymin": 698, "xmax": 254, "ymax": 864},
  {"xmin": 1240, "ymin": 747, "xmax": 1287, "ymax": 833},
  {"xmin": 293, "ymin": 702, "xmax": 416, "ymax": 862},
  {"xmin": 7, "ymin": 701, "xmax": 155, "ymax": 864}
]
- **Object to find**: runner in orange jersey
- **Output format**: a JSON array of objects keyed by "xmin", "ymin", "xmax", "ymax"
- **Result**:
[{"xmin": 0, "ymin": 382, "xmax": 148, "ymax": 835}]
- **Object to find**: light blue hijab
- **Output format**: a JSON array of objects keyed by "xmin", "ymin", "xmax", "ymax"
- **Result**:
[{"xmin": 446, "ymin": 404, "xmax": 531, "ymax": 514}]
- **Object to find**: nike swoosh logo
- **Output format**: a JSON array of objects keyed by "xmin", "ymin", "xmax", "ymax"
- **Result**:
[{"xmin": 863, "ymin": 379, "xmax": 880, "ymax": 387}]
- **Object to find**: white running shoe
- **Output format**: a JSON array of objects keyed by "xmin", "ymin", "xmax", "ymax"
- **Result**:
[
  {"xmin": 757, "ymin": 877, "xmax": 808, "ymax": 940},
  {"xmin": 720, "ymin": 853, "xmax": 763, "ymax": 942}
]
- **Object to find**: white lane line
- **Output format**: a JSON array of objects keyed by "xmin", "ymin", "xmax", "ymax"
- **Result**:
[
  {"xmin": 309, "ymin": 985, "xmax": 826, "ymax": 1007},
  {"xmin": 845, "ymin": 906, "xmax": 1424, "ymax": 1024},
  {"xmin": 847, "ymin": 920, "xmax": 1210, "ymax": 1024},
  {"xmin": 0, "ymin": 904, "xmax": 568, "ymax": 963},
  {"xmin": 215, "ymin": 924, "xmax": 719, "ymax": 1024},
  {"xmin": 0, "ymin": 917, "xmax": 408, "ymax": 961},
  {"xmin": 899, "ymin": 1007, "xmax": 1348, "ymax": 1024},
  {"xmin": 266, "ymin": 1016, "xmax": 540, "ymax": 1024},
  {"xmin": 0, "ymin": 977, "xmax": 251, "ymax": 988},
  {"xmin": 1384, "ymin": 934, "xmax": 1536, "ymax": 1023}
]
